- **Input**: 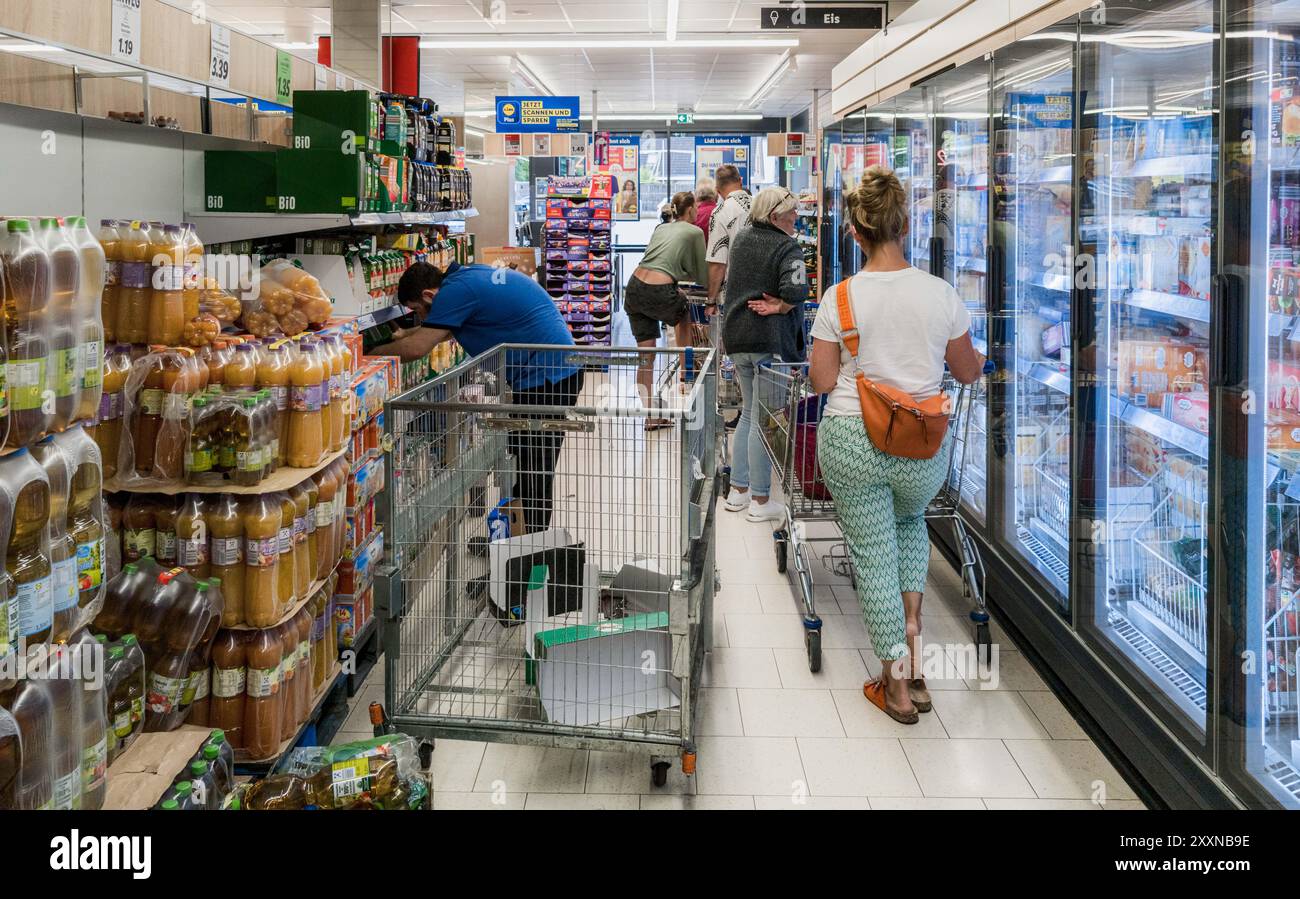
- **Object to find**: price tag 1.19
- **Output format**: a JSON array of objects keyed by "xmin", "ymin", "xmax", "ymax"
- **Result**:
[
  {"xmin": 110, "ymin": 0, "xmax": 142, "ymax": 64},
  {"xmin": 210, "ymin": 23, "xmax": 231, "ymax": 88}
]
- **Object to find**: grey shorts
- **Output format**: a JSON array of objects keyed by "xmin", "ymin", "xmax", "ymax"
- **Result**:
[{"xmin": 624, "ymin": 276, "xmax": 687, "ymax": 342}]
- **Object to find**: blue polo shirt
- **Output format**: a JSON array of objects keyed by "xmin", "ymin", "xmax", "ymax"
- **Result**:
[{"xmin": 423, "ymin": 262, "xmax": 579, "ymax": 390}]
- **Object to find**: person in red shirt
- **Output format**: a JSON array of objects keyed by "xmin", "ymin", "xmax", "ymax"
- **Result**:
[{"xmin": 693, "ymin": 182, "xmax": 718, "ymax": 240}]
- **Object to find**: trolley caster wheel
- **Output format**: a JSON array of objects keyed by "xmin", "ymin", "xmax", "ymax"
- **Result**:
[
  {"xmin": 805, "ymin": 628, "xmax": 822, "ymax": 673},
  {"xmin": 848, "ymin": 564, "xmax": 858, "ymax": 591},
  {"xmin": 418, "ymin": 740, "xmax": 435, "ymax": 772},
  {"xmin": 975, "ymin": 623, "xmax": 992, "ymax": 665},
  {"xmin": 468, "ymin": 535, "xmax": 489, "ymax": 557},
  {"xmin": 651, "ymin": 761, "xmax": 671, "ymax": 788},
  {"xmin": 774, "ymin": 530, "xmax": 789, "ymax": 574},
  {"xmin": 719, "ymin": 467, "xmax": 731, "ymax": 497}
]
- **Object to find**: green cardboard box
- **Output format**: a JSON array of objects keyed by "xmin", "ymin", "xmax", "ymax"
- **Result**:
[
  {"xmin": 203, "ymin": 151, "xmax": 277, "ymax": 213},
  {"xmin": 275, "ymin": 148, "xmax": 364, "ymax": 214},
  {"xmin": 291, "ymin": 89, "xmax": 376, "ymax": 153}
]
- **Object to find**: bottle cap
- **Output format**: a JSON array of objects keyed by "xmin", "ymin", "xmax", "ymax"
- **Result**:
[
  {"xmin": 190, "ymin": 761, "xmax": 207, "ymax": 776},
  {"xmin": 160, "ymin": 799, "xmax": 180, "ymax": 810},
  {"xmin": 121, "ymin": 634, "xmax": 139, "ymax": 646},
  {"xmin": 208, "ymin": 729, "xmax": 226, "ymax": 745},
  {"xmin": 203, "ymin": 745, "xmax": 220, "ymax": 760},
  {"xmin": 175, "ymin": 781, "xmax": 192, "ymax": 795},
  {"xmin": 108, "ymin": 645, "xmax": 124, "ymax": 660}
]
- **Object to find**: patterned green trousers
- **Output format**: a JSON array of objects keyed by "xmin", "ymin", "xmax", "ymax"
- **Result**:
[{"xmin": 816, "ymin": 414, "xmax": 949, "ymax": 661}]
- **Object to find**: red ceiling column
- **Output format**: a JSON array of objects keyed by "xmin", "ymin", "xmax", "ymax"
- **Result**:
[
  {"xmin": 317, "ymin": 35, "xmax": 332, "ymax": 67},
  {"xmin": 382, "ymin": 35, "xmax": 420, "ymax": 95}
]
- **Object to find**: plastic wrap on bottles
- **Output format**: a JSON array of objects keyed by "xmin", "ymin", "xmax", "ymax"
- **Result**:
[
  {"xmin": 61, "ymin": 428, "xmax": 107, "ymax": 633},
  {"xmin": 117, "ymin": 345, "xmax": 202, "ymax": 486},
  {"xmin": 31, "ymin": 436, "xmax": 81, "ymax": 643},
  {"xmin": 185, "ymin": 393, "xmax": 267, "ymax": 487},
  {"xmin": 43, "ymin": 644, "xmax": 83, "ymax": 809},
  {"xmin": 240, "ymin": 495, "xmax": 281, "ymax": 628},
  {"xmin": 2, "ymin": 218, "xmax": 53, "ymax": 449},
  {"xmin": 0, "ymin": 676, "xmax": 55, "ymax": 809},
  {"xmin": 88, "ymin": 344, "xmax": 132, "ymax": 481},
  {"xmin": 35, "ymin": 218, "xmax": 81, "ymax": 434},
  {"xmin": 135, "ymin": 567, "xmax": 212, "ymax": 732},
  {"xmin": 0, "ymin": 450, "xmax": 53, "ymax": 649},
  {"xmin": 73, "ymin": 632, "xmax": 108, "ymax": 810},
  {"xmin": 67, "ymin": 216, "xmax": 105, "ymax": 426},
  {"xmin": 177, "ymin": 578, "xmax": 223, "ymax": 727},
  {"xmin": 239, "ymin": 733, "xmax": 428, "ymax": 810},
  {"xmin": 0, "ymin": 705, "xmax": 19, "ymax": 809}
]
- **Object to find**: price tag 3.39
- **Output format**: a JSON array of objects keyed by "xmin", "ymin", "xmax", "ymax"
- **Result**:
[{"xmin": 210, "ymin": 23, "xmax": 231, "ymax": 88}]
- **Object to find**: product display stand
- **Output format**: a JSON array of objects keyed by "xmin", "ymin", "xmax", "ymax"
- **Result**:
[{"xmin": 541, "ymin": 175, "xmax": 614, "ymax": 347}]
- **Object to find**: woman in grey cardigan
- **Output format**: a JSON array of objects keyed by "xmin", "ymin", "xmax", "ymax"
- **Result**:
[{"xmin": 721, "ymin": 186, "xmax": 809, "ymax": 522}]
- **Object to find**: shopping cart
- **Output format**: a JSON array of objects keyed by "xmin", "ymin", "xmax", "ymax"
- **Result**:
[{"xmin": 376, "ymin": 344, "xmax": 719, "ymax": 789}]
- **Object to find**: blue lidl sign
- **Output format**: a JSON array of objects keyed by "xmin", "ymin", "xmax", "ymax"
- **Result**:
[{"xmin": 495, "ymin": 95, "xmax": 581, "ymax": 133}]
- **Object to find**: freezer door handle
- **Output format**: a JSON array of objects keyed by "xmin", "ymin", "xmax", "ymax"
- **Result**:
[{"xmin": 1210, "ymin": 271, "xmax": 1243, "ymax": 388}]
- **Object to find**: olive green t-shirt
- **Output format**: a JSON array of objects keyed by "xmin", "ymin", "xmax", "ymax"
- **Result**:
[{"xmin": 637, "ymin": 220, "xmax": 709, "ymax": 286}]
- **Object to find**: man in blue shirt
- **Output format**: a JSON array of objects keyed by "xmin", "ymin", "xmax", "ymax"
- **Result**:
[{"xmin": 375, "ymin": 260, "xmax": 583, "ymax": 532}]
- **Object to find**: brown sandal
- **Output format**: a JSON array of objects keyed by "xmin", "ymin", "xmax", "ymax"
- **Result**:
[
  {"xmin": 864, "ymin": 679, "xmax": 919, "ymax": 725},
  {"xmin": 909, "ymin": 678, "xmax": 932, "ymax": 713}
]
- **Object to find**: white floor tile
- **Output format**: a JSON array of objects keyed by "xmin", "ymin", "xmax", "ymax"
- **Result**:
[
  {"xmin": 473, "ymin": 744, "xmax": 589, "ymax": 794},
  {"xmin": 526, "ymin": 792, "xmax": 639, "ymax": 810},
  {"xmin": 1103, "ymin": 799, "xmax": 1149, "ymax": 810},
  {"xmin": 698, "ymin": 688, "xmax": 745, "ymax": 736},
  {"xmin": 433, "ymin": 791, "xmax": 526, "ymax": 810},
  {"xmin": 737, "ymin": 688, "xmax": 845, "ymax": 738},
  {"xmin": 1019, "ymin": 690, "xmax": 1089, "ymax": 740},
  {"xmin": 725, "ymin": 613, "xmax": 809, "ymax": 649},
  {"xmin": 585, "ymin": 750, "xmax": 693, "ymax": 794},
  {"xmin": 902, "ymin": 738, "xmax": 1036, "ymax": 799},
  {"xmin": 755, "ymin": 581, "xmax": 805, "ymax": 615},
  {"xmin": 964, "ymin": 650, "xmax": 1048, "ymax": 692},
  {"xmin": 640, "ymin": 794, "xmax": 754, "ymax": 810},
  {"xmin": 701, "ymin": 647, "xmax": 782, "ymax": 688},
  {"xmin": 695, "ymin": 736, "xmax": 806, "ymax": 795},
  {"xmin": 831, "ymin": 689, "xmax": 950, "ymax": 739},
  {"xmin": 983, "ymin": 797, "xmax": 1104, "ymax": 810},
  {"xmin": 796, "ymin": 737, "xmax": 923, "ymax": 798},
  {"xmin": 817, "ymin": 613, "xmax": 874, "ymax": 650},
  {"xmin": 754, "ymin": 795, "xmax": 872, "ymax": 810},
  {"xmin": 773, "ymin": 647, "xmax": 870, "ymax": 690},
  {"xmin": 713, "ymin": 583, "xmax": 764, "ymax": 614},
  {"xmin": 1003, "ymin": 739, "xmax": 1137, "ymax": 801},
  {"xmin": 711, "ymin": 608, "xmax": 729, "ymax": 648},
  {"xmin": 871, "ymin": 797, "xmax": 985, "ymax": 810},
  {"xmin": 931, "ymin": 690, "xmax": 1051, "ymax": 740},
  {"xmin": 427, "ymin": 739, "xmax": 487, "ymax": 793}
]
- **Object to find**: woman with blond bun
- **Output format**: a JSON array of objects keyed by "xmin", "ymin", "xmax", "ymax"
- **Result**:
[{"xmin": 808, "ymin": 165, "xmax": 985, "ymax": 724}]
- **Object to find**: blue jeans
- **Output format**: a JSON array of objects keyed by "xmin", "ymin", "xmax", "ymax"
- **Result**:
[{"xmin": 730, "ymin": 352, "xmax": 774, "ymax": 498}]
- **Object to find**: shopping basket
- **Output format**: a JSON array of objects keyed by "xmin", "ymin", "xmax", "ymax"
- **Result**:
[{"xmin": 375, "ymin": 344, "xmax": 719, "ymax": 787}]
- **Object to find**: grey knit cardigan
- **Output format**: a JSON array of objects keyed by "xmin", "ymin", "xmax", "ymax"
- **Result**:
[{"xmin": 720, "ymin": 221, "xmax": 809, "ymax": 362}]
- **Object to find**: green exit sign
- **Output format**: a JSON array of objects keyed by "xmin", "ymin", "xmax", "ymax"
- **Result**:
[{"xmin": 676, "ymin": 112, "xmax": 694, "ymax": 124}]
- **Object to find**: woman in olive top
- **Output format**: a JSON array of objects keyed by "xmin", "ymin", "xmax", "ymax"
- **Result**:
[{"xmin": 624, "ymin": 190, "xmax": 709, "ymax": 429}]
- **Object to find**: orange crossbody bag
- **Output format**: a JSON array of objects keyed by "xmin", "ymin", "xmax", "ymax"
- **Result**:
[{"xmin": 835, "ymin": 279, "xmax": 949, "ymax": 460}]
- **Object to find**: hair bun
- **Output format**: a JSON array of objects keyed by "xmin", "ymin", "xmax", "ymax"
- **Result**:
[{"xmin": 846, "ymin": 164, "xmax": 906, "ymax": 246}]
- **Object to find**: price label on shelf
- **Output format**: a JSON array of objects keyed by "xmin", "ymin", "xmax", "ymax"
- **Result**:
[
  {"xmin": 314, "ymin": 65, "xmax": 326, "ymax": 91},
  {"xmin": 110, "ymin": 0, "xmax": 142, "ymax": 64},
  {"xmin": 275, "ymin": 49, "xmax": 292, "ymax": 104},
  {"xmin": 209, "ymin": 23, "xmax": 231, "ymax": 88}
]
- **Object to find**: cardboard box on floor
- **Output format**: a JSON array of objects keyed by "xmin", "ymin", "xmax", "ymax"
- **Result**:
[{"xmin": 102, "ymin": 726, "xmax": 213, "ymax": 810}]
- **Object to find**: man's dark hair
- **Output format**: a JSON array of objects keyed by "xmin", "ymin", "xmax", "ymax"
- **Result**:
[
  {"xmin": 715, "ymin": 164, "xmax": 742, "ymax": 188},
  {"xmin": 397, "ymin": 260, "xmax": 444, "ymax": 305}
]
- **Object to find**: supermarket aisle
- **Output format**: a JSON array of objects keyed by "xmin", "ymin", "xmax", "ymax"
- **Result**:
[{"xmin": 337, "ymin": 496, "xmax": 1147, "ymax": 810}]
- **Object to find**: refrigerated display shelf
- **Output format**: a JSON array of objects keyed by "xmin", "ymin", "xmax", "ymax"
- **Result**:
[
  {"xmin": 1114, "ymin": 154, "xmax": 1213, "ymax": 179},
  {"xmin": 1264, "ymin": 755, "xmax": 1300, "ymax": 805},
  {"xmin": 1022, "ymin": 271, "xmax": 1071, "ymax": 293},
  {"xmin": 1022, "ymin": 164, "xmax": 1072, "ymax": 184},
  {"xmin": 1108, "ymin": 616, "xmax": 1207, "ymax": 720},
  {"xmin": 1124, "ymin": 288, "xmax": 1210, "ymax": 322},
  {"xmin": 1017, "ymin": 525, "xmax": 1069, "ymax": 596}
]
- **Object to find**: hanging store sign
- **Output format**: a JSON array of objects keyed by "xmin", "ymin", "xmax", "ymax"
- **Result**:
[
  {"xmin": 110, "ymin": 0, "xmax": 142, "ymax": 64},
  {"xmin": 696, "ymin": 135, "xmax": 750, "ymax": 190},
  {"xmin": 495, "ymin": 96, "xmax": 581, "ymax": 133},
  {"xmin": 209, "ymin": 24, "xmax": 231, "ymax": 88},
  {"xmin": 760, "ymin": 4, "xmax": 884, "ymax": 29}
]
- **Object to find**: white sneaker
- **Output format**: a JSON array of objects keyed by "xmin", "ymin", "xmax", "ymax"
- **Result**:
[
  {"xmin": 746, "ymin": 500, "xmax": 785, "ymax": 523},
  {"xmin": 724, "ymin": 488, "xmax": 750, "ymax": 512}
]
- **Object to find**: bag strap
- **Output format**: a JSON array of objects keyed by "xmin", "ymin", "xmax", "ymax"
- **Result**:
[{"xmin": 835, "ymin": 278, "xmax": 860, "ymax": 356}]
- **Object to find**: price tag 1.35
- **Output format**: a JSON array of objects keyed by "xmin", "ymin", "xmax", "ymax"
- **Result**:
[
  {"xmin": 110, "ymin": 0, "xmax": 142, "ymax": 64},
  {"xmin": 209, "ymin": 23, "xmax": 231, "ymax": 88}
]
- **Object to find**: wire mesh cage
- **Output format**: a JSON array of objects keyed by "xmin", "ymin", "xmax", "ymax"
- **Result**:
[{"xmin": 377, "ymin": 344, "xmax": 718, "ymax": 766}]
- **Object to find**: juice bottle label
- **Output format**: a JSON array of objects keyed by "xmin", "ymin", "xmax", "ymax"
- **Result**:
[
  {"xmin": 120, "ymin": 261, "xmax": 150, "ymax": 289},
  {"xmin": 0, "ymin": 365, "xmax": 7, "ymax": 419},
  {"xmin": 181, "ymin": 668, "xmax": 208, "ymax": 706},
  {"xmin": 113, "ymin": 708, "xmax": 132, "ymax": 740},
  {"xmin": 97, "ymin": 390, "xmax": 123, "ymax": 422},
  {"xmin": 213, "ymin": 666, "xmax": 246, "ymax": 698},
  {"xmin": 8, "ymin": 359, "xmax": 47, "ymax": 411},
  {"xmin": 312, "ymin": 611, "xmax": 327, "ymax": 642},
  {"xmin": 16, "ymin": 575, "xmax": 53, "ymax": 637},
  {"xmin": 218, "ymin": 443, "xmax": 235, "ymax": 470},
  {"xmin": 212, "ymin": 536, "xmax": 243, "ymax": 566},
  {"xmin": 0, "ymin": 594, "xmax": 18, "ymax": 657},
  {"xmin": 130, "ymin": 694, "xmax": 143, "ymax": 726},
  {"xmin": 53, "ymin": 557, "xmax": 78, "ymax": 613},
  {"xmin": 315, "ymin": 502, "xmax": 334, "ymax": 528},
  {"xmin": 105, "ymin": 261, "xmax": 120, "ymax": 287},
  {"xmin": 147, "ymin": 671, "xmax": 187, "ymax": 714},
  {"xmin": 52, "ymin": 769, "xmax": 80, "ymax": 811},
  {"xmin": 246, "ymin": 664, "xmax": 280, "ymax": 698},
  {"xmin": 178, "ymin": 535, "xmax": 208, "ymax": 567},
  {"xmin": 186, "ymin": 447, "xmax": 213, "ymax": 474},
  {"xmin": 329, "ymin": 757, "xmax": 372, "ymax": 802},
  {"xmin": 55, "ymin": 348, "xmax": 78, "ymax": 397},
  {"xmin": 272, "ymin": 386, "xmax": 289, "ymax": 411},
  {"xmin": 153, "ymin": 264, "xmax": 185, "ymax": 292},
  {"xmin": 278, "ymin": 526, "xmax": 292, "ymax": 556},
  {"xmin": 76, "ymin": 537, "xmax": 106, "ymax": 590},
  {"xmin": 81, "ymin": 342, "xmax": 103, "ymax": 390},
  {"xmin": 236, "ymin": 450, "xmax": 260, "ymax": 472},
  {"xmin": 157, "ymin": 530, "xmax": 178, "ymax": 562},
  {"xmin": 124, "ymin": 528, "xmax": 156, "ymax": 558},
  {"xmin": 306, "ymin": 509, "xmax": 317, "ymax": 536},
  {"xmin": 292, "ymin": 514, "xmax": 307, "ymax": 546},
  {"xmin": 291, "ymin": 383, "xmax": 324, "ymax": 412},
  {"xmin": 83, "ymin": 737, "xmax": 108, "ymax": 793},
  {"xmin": 163, "ymin": 393, "xmax": 190, "ymax": 420},
  {"xmin": 139, "ymin": 388, "xmax": 165, "ymax": 416},
  {"xmin": 245, "ymin": 536, "xmax": 278, "ymax": 568}
]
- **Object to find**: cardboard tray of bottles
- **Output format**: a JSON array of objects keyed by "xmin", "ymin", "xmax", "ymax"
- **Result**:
[
  {"xmin": 103, "ymin": 725, "xmax": 214, "ymax": 810},
  {"xmin": 234, "ymin": 663, "xmax": 343, "ymax": 766},
  {"xmin": 103, "ymin": 446, "xmax": 349, "ymax": 496}
]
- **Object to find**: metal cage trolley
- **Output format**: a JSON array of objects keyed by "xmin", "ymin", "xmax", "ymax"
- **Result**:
[{"xmin": 376, "ymin": 344, "xmax": 720, "ymax": 788}]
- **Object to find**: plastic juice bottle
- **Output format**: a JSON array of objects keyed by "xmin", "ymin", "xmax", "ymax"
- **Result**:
[
  {"xmin": 287, "ymin": 339, "xmax": 325, "ymax": 467},
  {"xmin": 115, "ymin": 222, "xmax": 151, "ymax": 345},
  {"xmin": 181, "ymin": 224, "xmax": 203, "ymax": 323},
  {"xmin": 303, "ymin": 477, "xmax": 320, "ymax": 580},
  {"xmin": 276, "ymin": 621, "xmax": 297, "ymax": 740},
  {"xmin": 184, "ymin": 396, "xmax": 214, "ymax": 483},
  {"xmin": 256, "ymin": 342, "xmax": 290, "ymax": 470},
  {"xmin": 276, "ymin": 492, "xmax": 297, "ymax": 617},
  {"xmin": 232, "ymin": 397, "xmax": 261, "ymax": 487},
  {"xmin": 118, "ymin": 633, "xmax": 146, "ymax": 748},
  {"xmin": 155, "ymin": 350, "xmax": 192, "ymax": 481},
  {"xmin": 309, "ymin": 591, "xmax": 327, "ymax": 691},
  {"xmin": 241, "ymin": 495, "xmax": 280, "ymax": 628},
  {"xmin": 122, "ymin": 493, "xmax": 156, "ymax": 562},
  {"xmin": 336, "ymin": 336, "xmax": 354, "ymax": 449},
  {"xmin": 45, "ymin": 644, "xmax": 83, "ymax": 809},
  {"xmin": 36, "ymin": 218, "xmax": 82, "ymax": 433},
  {"xmin": 204, "ymin": 339, "xmax": 229, "ymax": 394},
  {"xmin": 208, "ymin": 495, "xmax": 244, "ymax": 627},
  {"xmin": 98, "ymin": 220, "xmax": 122, "ymax": 344},
  {"xmin": 3, "ymin": 450, "xmax": 53, "ymax": 645},
  {"xmin": 69, "ymin": 465, "xmax": 106, "ymax": 626},
  {"xmin": 33, "ymin": 436, "xmax": 79, "ymax": 643},
  {"xmin": 145, "ymin": 569, "xmax": 203, "ymax": 731},
  {"xmin": 0, "ymin": 706, "xmax": 17, "ymax": 809},
  {"xmin": 3, "ymin": 219, "xmax": 54, "ymax": 448},
  {"xmin": 153, "ymin": 495, "xmax": 180, "ymax": 570},
  {"xmin": 288, "ymin": 482, "xmax": 310, "ymax": 600},
  {"xmin": 179, "ymin": 579, "xmax": 222, "ymax": 726},
  {"xmin": 243, "ymin": 626, "xmax": 283, "ymax": 760},
  {"xmin": 94, "ymin": 562, "xmax": 140, "ymax": 639},
  {"xmin": 312, "ymin": 464, "xmax": 338, "ymax": 579},
  {"xmin": 316, "ymin": 337, "xmax": 337, "ymax": 454},
  {"xmin": 67, "ymin": 217, "xmax": 105, "ymax": 425},
  {"xmin": 73, "ymin": 633, "xmax": 108, "ymax": 810},
  {"xmin": 147, "ymin": 225, "xmax": 185, "ymax": 346},
  {"xmin": 0, "ymin": 678, "xmax": 54, "ymax": 809},
  {"xmin": 176, "ymin": 493, "xmax": 210, "ymax": 580},
  {"xmin": 89, "ymin": 344, "xmax": 131, "ymax": 479},
  {"xmin": 209, "ymin": 631, "xmax": 246, "ymax": 749},
  {"xmin": 225, "ymin": 343, "xmax": 257, "ymax": 394},
  {"xmin": 133, "ymin": 350, "xmax": 166, "ymax": 475},
  {"xmin": 104, "ymin": 644, "xmax": 130, "ymax": 762},
  {"xmin": 294, "ymin": 607, "xmax": 313, "ymax": 722},
  {"xmin": 333, "ymin": 457, "xmax": 349, "ymax": 564}
]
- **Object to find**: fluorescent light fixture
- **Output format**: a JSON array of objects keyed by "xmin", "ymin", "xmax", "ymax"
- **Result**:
[
  {"xmin": 275, "ymin": 41, "xmax": 318, "ymax": 50},
  {"xmin": 0, "ymin": 43, "xmax": 61, "ymax": 53},
  {"xmin": 746, "ymin": 51, "xmax": 795, "ymax": 110},
  {"xmin": 667, "ymin": 0, "xmax": 680, "ymax": 41},
  {"xmin": 511, "ymin": 57, "xmax": 554, "ymax": 96},
  {"xmin": 420, "ymin": 38, "xmax": 799, "ymax": 49}
]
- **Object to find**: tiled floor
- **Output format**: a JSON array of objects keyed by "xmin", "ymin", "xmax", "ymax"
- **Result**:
[{"xmin": 338, "ymin": 495, "xmax": 1147, "ymax": 811}]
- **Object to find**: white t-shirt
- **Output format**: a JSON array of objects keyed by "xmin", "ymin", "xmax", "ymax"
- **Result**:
[
  {"xmin": 809, "ymin": 267, "xmax": 971, "ymax": 416},
  {"xmin": 705, "ymin": 189, "xmax": 752, "ymax": 265}
]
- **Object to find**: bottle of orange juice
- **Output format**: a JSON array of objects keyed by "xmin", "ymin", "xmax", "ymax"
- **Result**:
[
  {"xmin": 286, "ymin": 340, "xmax": 325, "ymax": 468},
  {"xmin": 181, "ymin": 224, "xmax": 203, "ymax": 323},
  {"xmin": 255, "ymin": 341, "xmax": 290, "ymax": 471},
  {"xmin": 224, "ymin": 343, "xmax": 257, "ymax": 394},
  {"xmin": 98, "ymin": 220, "xmax": 122, "ymax": 344},
  {"xmin": 147, "ymin": 225, "xmax": 185, "ymax": 347},
  {"xmin": 116, "ymin": 222, "xmax": 151, "ymax": 345},
  {"xmin": 36, "ymin": 218, "xmax": 82, "ymax": 434}
]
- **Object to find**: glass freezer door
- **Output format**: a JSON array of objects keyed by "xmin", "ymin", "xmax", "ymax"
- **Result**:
[
  {"xmin": 894, "ymin": 88, "xmax": 935, "ymax": 272},
  {"xmin": 992, "ymin": 35, "xmax": 1076, "ymax": 609},
  {"xmin": 933, "ymin": 66, "xmax": 992, "ymax": 523},
  {"xmin": 1077, "ymin": 0, "xmax": 1217, "ymax": 742}
]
